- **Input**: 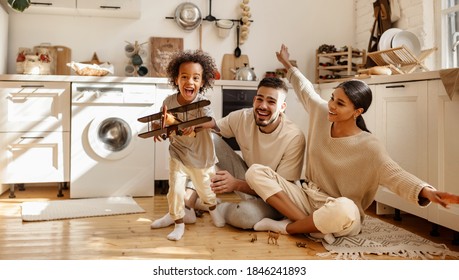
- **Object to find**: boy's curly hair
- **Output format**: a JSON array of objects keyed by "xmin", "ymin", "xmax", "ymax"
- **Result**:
[{"xmin": 166, "ymin": 49, "xmax": 217, "ymax": 94}]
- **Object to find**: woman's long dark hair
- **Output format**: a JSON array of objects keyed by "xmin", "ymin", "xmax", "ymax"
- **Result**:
[{"xmin": 336, "ymin": 79, "xmax": 372, "ymax": 133}]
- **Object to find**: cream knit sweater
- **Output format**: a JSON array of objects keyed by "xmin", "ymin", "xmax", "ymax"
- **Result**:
[{"xmin": 287, "ymin": 67, "xmax": 430, "ymax": 218}]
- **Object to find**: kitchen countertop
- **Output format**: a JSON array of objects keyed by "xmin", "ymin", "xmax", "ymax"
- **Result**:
[{"xmin": 0, "ymin": 70, "xmax": 442, "ymax": 86}]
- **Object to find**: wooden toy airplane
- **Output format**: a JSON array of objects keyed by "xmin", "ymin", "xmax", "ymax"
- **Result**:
[{"xmin": 137, "ymin": 99, "xmax": 212, "ymax": 139}]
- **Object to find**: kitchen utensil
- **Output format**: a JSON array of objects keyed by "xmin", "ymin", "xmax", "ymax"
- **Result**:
[
  {"xmin": 54, "ymin": 46, "xmax": 71, "ymax": 75},
  {"xmin": 137, "ymin": 65, "xmax": 149, "ymax": 76},
  {"xmin": 203, "ymin": 0, "xmax": 216, "ymax": 21},
  {"xmin": 232, "ymin": 63, "xmax": 256, "ymax": 81},
  {"xmin": 124, "ymin": 43, "xmax": 136, "ymax": 57},
  {"xmin": 131, "ymin": 54, "xmax": 143, "ymax": 66},
  {"xmin": 216, "ymin": 19, "xmax": 233, "ymax": 38},
  {"xmin": 174, "ymin": 2, "xmax": 202, "ymax": 31},
  {"xmin": 234, "ymin": 24, "xmax": 241, "ymax": 57},
  {"xmin": 150, "ymin": 37, "xmax": 184, "ymax": 77},
  {"xmin": 221, "ymin": 53, "xmax": 249, "ymax": 80}
]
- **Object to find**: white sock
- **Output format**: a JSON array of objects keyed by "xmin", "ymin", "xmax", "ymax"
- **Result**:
[
  {"xmin": 209, "ymin": 207, "xmax": 225, "ymax": 227},
  {"xmin": 184, "ymin": 207, "xmax": 197, "ymax": 224},
  {"xmin": 253, "ymin": 218, "xmax": 290, "ymax": 235},
  {"xmin": 150, "ymin": 208, "xmax": 196, "ymax": 229},
  {"xmin": 151, "ymin": 213, "xmax": 173, "ymax": 229},
  {"xmin": 167, "ymin": 223, "xmax": 185, "ymax": 241}
]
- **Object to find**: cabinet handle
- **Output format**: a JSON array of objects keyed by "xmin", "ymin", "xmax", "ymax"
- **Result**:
[
  {"xmin": 100, "ymin": 6, "xmax": 121, "ymax": 10},
  {"xmin": 385, "ymin": 85, "xmax": 405, "ymax": 88},
  {"xmin": 30, "ymin": 2, "xmax": 53, "ymax": 7},
  {"xmin": 20, "ymin": 137, "xmax": 45, "ymax": 140},
  {"xmin": 20, "ymin": 85, "xmax": 45, "ymax": 88}
]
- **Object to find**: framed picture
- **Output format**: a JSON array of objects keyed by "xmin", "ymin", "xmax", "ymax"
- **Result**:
[{"xmin": 150, "ymin": 37, "xmax": 184, "ymax": 77}]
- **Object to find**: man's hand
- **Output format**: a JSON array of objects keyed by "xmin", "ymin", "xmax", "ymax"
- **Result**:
[
  {"xmin": 210, "ymin": 170, "xmax": 241, "ymax": 194},
  {"xmin": 420, "ymin": 187, "xmax": 459, "ymax": 208}
]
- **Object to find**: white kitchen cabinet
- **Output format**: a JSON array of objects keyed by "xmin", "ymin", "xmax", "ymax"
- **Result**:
[
  {"xmin": 373, "ymin": 81, "xmax": 430, "ymax": 219},
  {"xmin": 0, "ymin": 81, "xmax": 70, "ymax": 197},
  {"xmin": 426, "ymin": 79, "xmax": 459, "ymax": 232},
  {"xmin": 9, "ymin": 0, "xmax": 140, "ymax": 19},
  {"xmin": 77, "ymin": 0, "xmax": 140, "ymax": 18},
  {"xmin": 0, "ymin": 131, "xmax": 69, "ymax": 183}
]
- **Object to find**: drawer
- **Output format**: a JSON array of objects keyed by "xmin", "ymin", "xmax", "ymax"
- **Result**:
[
  {"xmin": 0, "ymin": 81, "xmax": 70, "ymax": 132},
  {"xmin": 0, "ymin": 132, "xmax": 69, "ymax": 184}
]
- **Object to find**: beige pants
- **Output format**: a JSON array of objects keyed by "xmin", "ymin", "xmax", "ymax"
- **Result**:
[
  {"xmin": 168, "ymin": 157, "xmax": 217, "ymax": 221},
  {"xmin": 246, "ymin": 164, "xmax": 361, "ymax": 237}
]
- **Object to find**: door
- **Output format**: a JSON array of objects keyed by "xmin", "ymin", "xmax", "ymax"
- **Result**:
[
  {"xmin": 427, "ymin": 79, "xmax": 459, "ymax": 231},
  {"xmin": 373, "ymin": 81, "xmax": 429, "ymax": 219}
]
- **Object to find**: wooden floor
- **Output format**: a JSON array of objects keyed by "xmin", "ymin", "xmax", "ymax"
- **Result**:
[{"xmin": 0, "ymin": 185, "xmax": 458, "ymax": 260}]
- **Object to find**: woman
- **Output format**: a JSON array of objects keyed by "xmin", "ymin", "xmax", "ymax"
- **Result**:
[{"xmin": 247, "ymin": 44, "xmax": 459, "ymax": 243}]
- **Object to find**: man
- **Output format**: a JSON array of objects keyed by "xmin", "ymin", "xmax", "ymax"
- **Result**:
[
  {"xmin": 208, "ymin": 77, "xmax": 306, "ymax": 229},
  {"xmin": 152, "ymin": 77, "xmax": 306, "ymax": 229}
]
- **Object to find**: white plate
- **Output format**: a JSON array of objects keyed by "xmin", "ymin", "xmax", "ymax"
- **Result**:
[
  {"xmin": 391, "ymin": 30, "xmax": 421, "ymax": 57},
  {"xmin": 378, "ymin": 28, "xmax": 402, "ymax": 51}
]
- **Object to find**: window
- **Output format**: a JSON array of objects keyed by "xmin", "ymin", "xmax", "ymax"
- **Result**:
[{"xmin": 441, "ymin": 0, "xmax": 459, "ymax": 68}]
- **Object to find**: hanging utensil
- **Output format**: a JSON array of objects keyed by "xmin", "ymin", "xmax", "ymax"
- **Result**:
[
  {"xmin": 203, "ymin": 0, "xmax": 217, "ymax": 21},
  {"xmin": 173, "ymin": 2, "xmax": 202, "ymax": 32},
  {"xmin": 234, "ymin": 24, "xmax": 241, "ymax": 57}
]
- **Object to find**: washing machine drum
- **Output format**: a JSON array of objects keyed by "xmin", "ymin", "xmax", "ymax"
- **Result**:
[{"xmin": 88, "ymin": 116, "xmax": 136, "ymax": 160}]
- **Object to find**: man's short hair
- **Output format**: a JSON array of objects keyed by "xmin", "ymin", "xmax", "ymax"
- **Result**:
[{"xmin": 257, "ymin": 77, "xmax": 288, "ymax": 96}]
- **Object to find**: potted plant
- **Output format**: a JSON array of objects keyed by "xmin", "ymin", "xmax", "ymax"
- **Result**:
[{"xmin": 7, "ymin": 0, "xmax": 31, "ymax": 12}]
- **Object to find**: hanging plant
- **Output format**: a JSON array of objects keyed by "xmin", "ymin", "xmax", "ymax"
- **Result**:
[{"xmin": 7, "ymin": 0, "xmax": 31, "ymax": 12}]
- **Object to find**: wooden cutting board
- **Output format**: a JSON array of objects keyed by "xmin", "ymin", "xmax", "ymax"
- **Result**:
[
  {"xmin": 150, "ymin": 37, "xmax": 184, "ymax": 77},
  {"xmin": 54, "ymin": 46, "xmax": 71, "ymax": 75},
  {"xmin": 221, "ymin": 54, "xmax": 249, "ymax": 80}
]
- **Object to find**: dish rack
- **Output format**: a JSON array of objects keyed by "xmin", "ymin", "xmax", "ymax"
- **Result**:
[{"xmin": 367, "ymin": 45, "xmax": 437, "ymax": 74}]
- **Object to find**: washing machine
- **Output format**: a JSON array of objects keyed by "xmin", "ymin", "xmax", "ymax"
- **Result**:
[{"xmin": 70, "ymin": 83, "xmax": 157, "ymax": 198}]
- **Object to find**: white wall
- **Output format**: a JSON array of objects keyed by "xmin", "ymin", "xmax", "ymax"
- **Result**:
[{"xmin": 5, "ymin": 0, "xmax": 355, "ymax": 80}]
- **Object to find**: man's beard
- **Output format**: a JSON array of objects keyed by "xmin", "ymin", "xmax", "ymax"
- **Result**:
[{"xmin": 254, "ymin": 111, "xmax": 278, "ymax": 127}]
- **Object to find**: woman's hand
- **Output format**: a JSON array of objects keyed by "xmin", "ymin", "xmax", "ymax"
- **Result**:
[
  {"xmin": 420, "ymin": 187, "xmax": 459, "ymax": 208},
  {"xmin": 276, "ymin": 44, "xmax": 294, "ymax": 70},
  {"xmin": 210, "ymin": 170, "xmax": 240, "ymax": 194}
]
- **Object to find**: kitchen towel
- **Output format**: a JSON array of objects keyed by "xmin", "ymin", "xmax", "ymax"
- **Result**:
[
  {"xmin": 439, "ymin": 68, "xmax": 459, "ymax": 100},
  {"xmin": 313, "ymin": 215, "xmax": 459, "ymax": 260},
  {"xmin": 21, "ymin": 196, "xmax": 145, "ymax": 222}
]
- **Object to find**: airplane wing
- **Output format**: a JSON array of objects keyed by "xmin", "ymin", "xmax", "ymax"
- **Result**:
[
  {"xmin": 137, "ymin": 116, "xmax": 212, "ymax": 139},
  {"xmin": 137, "ymin": 111, "xmax": 161, "ymax": 123},
  {"xmin": 137, "ymin": 99, "xmax": 211, "ymax": 123},
  {"xmin": 167, "ymin": 99, "xmax": 211, "ymax": 113}
]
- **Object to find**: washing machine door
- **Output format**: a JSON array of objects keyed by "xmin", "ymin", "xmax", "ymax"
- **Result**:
[{"xmin": 88, "ymin": 115, "xmax": 137, "ymax": 160}]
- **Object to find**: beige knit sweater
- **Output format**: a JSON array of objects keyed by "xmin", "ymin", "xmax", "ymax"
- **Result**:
[{"xmin": 287, "ymin": 67, "xmax": 431, "ymax": 218}]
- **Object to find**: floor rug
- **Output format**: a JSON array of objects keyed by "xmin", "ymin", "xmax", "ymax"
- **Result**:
[
  {"xmin": 21, "ymin": 197, "xmax": 145, "ymax": 222},
  {"xmin": 314, "ymin": 215, "xmax": 459, "ymax": 260}
]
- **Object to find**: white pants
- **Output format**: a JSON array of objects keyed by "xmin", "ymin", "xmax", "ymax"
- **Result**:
[
  {"xmin": 246, "ymin": 164, "xmax": 361, "ymax": 237},
  {"xmin": 168, "ymin": 157, "xmax": 217, "ymax": 221}
]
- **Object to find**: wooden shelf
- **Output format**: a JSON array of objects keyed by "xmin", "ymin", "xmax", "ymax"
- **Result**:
[{"xmin": 315, "ymin": 46, "xmax": 366, "ymax": 83}]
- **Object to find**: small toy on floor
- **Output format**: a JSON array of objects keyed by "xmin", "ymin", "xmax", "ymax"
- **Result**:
[
  {"xmin": 249, "ymin": 233, "xmax": 257, "ymax": 243},
  {"xmin": 267, "ymin": 231, "xmax": 280, "ymax": 245}
]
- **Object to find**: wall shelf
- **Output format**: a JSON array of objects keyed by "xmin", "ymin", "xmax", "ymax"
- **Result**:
[{"xmin": 315, "ymin": 46, "xmax": 366, "ymax": 84}]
